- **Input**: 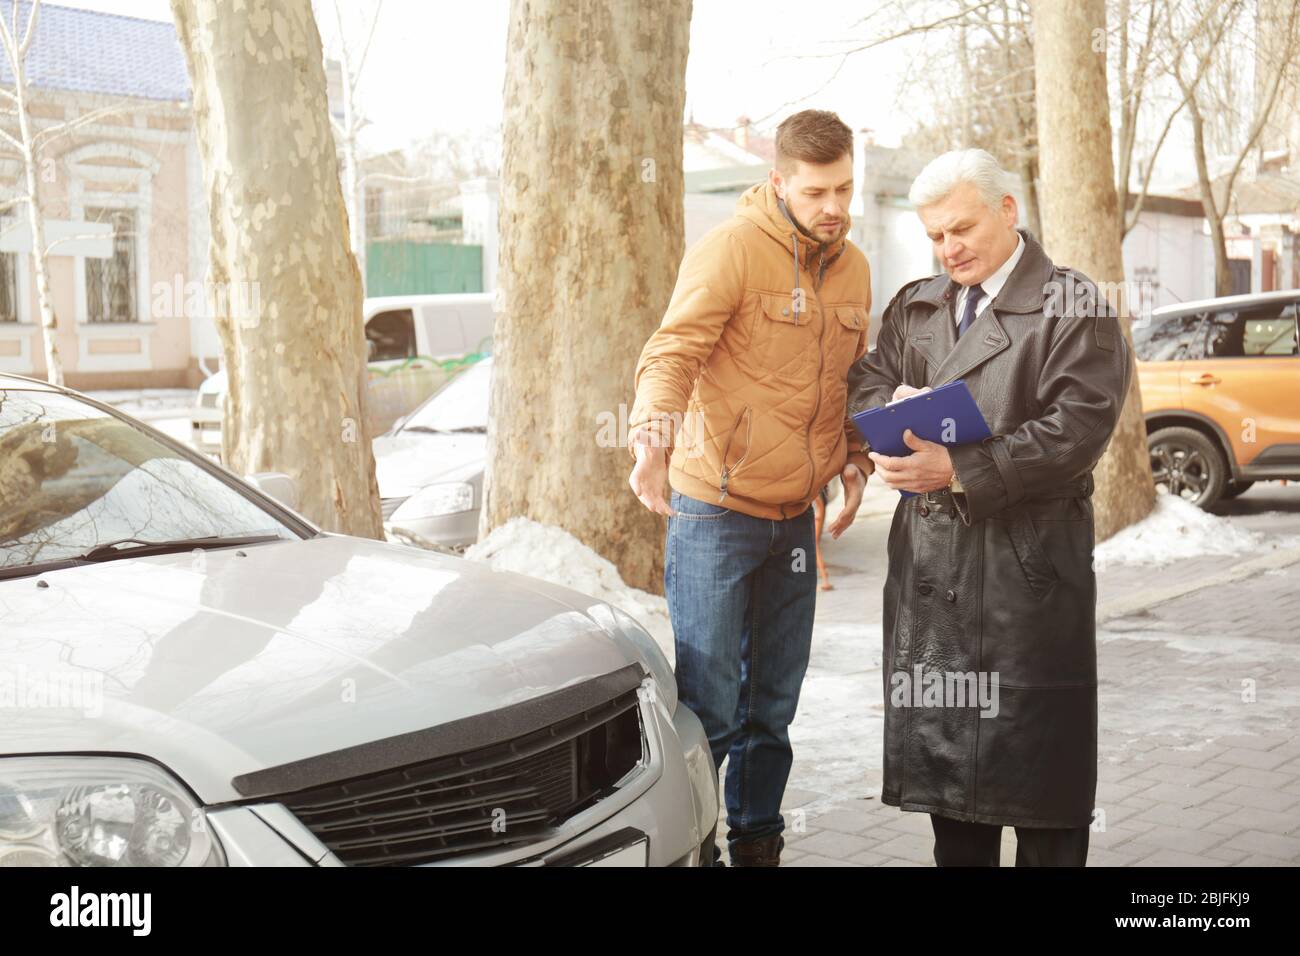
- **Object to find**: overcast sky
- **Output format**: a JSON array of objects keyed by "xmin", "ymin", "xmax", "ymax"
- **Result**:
[{"xmin": 59, "ymin": 1, "xmax": 921, "ymax": 151}]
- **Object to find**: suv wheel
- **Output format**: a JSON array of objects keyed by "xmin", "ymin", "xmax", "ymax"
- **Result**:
[{"xmin": 1148, "ymin": 426, "xmax": 1227, "ymax": 509}]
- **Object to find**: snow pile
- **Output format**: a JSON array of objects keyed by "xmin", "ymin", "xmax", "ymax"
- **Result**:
[
  {"xmin": 1094, "ymin": 492, "xmax": 1283, "ymax": 568},
  {"xmin": 465, "ymin": 517, "xmax": 673, "ymax": 659},
  {"xmin": 85, "ymin": 388, "xmax": 198, "ymax": 417}
]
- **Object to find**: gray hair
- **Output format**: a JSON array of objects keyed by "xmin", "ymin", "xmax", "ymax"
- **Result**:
[{"xmin": 908, "ymin": 148, "xmax": 1016, "ymax": 212}]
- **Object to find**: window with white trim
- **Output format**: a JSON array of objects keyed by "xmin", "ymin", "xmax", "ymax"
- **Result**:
[{"xmin": 85, "ymin": 207, "xmax": 138, "ymax": 323}]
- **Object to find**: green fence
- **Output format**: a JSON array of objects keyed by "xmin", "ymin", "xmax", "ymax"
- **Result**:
[{"xmin": 366, "ymin": 241, "xmax": 483, "ymax": 296}]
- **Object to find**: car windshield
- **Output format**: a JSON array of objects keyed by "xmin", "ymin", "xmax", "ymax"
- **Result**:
[
  {"xmin": 1132, "ymin": 311, "xmax": 1207, "ymax": 362},
  {"xmin": 398, "ymin": 360, "xmax": 490, "ymax": 433},
  {"xmin": 0, "ymin": 389, "xmax": 298, "ymax": 571}
]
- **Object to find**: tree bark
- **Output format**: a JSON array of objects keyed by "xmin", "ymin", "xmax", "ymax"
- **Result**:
[
  {"xmin": 485, "ymin": 0, "xmax": 692, "ymax": 593},
  {"xmin": 1032, "ymin": 0, "xmax": 1155, "ymax": 541},
  {"xmin": 170, "ymin": 0, "xmax": 381, "ymax": 537}
]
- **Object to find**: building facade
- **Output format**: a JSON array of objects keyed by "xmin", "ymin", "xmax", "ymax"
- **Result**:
[{"xmin": 0, "ymin": 2, "xmax": 209, "ymax": 390}]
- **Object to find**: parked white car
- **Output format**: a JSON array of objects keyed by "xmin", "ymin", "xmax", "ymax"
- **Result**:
[
  {"xmin": 192, "ymin": 293, "xmax": 496, "ymax": 460},
  {"xmin": 0, "ymin": 373, "xmax": 717, "ymax": 867},
  {"xmin": 375, "ymin": 356, "xmax": 490, "ymax": 549}
]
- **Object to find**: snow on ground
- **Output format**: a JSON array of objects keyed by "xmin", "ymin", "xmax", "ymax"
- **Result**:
[
  {"xmin": 789, "ymin": 621, "xmax": 884, "ymax": 807},
  {"xmin": 1094, "ymin": 491, "xmax": 1300, "ymax": 568},
  {"xmin": 465, "ymin": 517, "xmax": 673, "ymax": 659},
  {"xmin": 84, "ymin": 388, "xmax": 198, "ymax": 418}
]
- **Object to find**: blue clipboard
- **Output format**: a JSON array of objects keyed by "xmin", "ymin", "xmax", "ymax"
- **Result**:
[{"xmin": 850, "ymin": 379, "xmax": 992, "ymax": 498}]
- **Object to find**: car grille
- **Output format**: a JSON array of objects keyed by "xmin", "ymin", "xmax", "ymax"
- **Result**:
[
  {"xmin": 380, "ymin": 496, "xmax": 408, "ymax": 520},
  {"xmin": 266, "ymin": 686, "xmax": 645, "ymax": 866}
]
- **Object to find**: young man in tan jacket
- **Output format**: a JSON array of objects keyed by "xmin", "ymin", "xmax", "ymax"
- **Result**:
[{"xmin": 626, "ymin": 110, "xmax": 873, "ymax": 866}]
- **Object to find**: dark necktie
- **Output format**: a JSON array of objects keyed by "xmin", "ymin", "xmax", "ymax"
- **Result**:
[{"xmin": 957, "ymin": 283, "xmax": 985, "ymax": 338}]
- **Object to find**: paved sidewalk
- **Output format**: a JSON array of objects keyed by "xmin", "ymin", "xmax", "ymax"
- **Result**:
[{"xmin": 712, "ymin": 484, "xmax": 1300, "ymax": 866}]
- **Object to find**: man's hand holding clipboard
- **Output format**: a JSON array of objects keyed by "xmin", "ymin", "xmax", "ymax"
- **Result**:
[{"xmin": 855, "ymin": 379, "xmax": 993, "ymax": 497}]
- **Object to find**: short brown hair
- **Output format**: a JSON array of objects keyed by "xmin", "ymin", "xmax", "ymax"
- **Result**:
[{"xmin": 775, "ymin": 110, "xmax": 853, "ymax": 173}]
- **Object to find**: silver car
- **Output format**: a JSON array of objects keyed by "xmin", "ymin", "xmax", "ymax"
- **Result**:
[
  {"xmin": 375, "ymin": 357, "xmax": 490, "ymax": 550},
  {"xmin": 0, "ymin": 374, "xmax": 718, "ymax": 867}
]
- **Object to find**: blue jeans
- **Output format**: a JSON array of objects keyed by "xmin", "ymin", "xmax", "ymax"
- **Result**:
[{"xmin": 665, "ymin": 488, "xmax": 818, "ymax": 862}]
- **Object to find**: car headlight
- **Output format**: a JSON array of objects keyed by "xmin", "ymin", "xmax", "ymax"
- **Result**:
[
  {"xmin": 392, "ymin": 482, "xmax": 475, "ymax": 520},
  {"xmin": 0, "ymin": 757, "xmax": 225, "ymax": 867},
  {"xmin": 587, "ymin": 603, "xmax": 677, "ymax": 715}
]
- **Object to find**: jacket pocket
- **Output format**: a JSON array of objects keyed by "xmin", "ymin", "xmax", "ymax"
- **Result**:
[
  {"xmin": 754, "ymin": 292, "xmax": 812, "ymax": 373},
  {"xmin": 670, "ymin": 489, "xmax": 731, "ymax": 519},
  {"xmin": 718, "ymin": 404, "xmax": 752, "ymax": 501},
  {"xmin": 834, "ymin": 304, "xmax": 867, "ymax": 331},
  {"xmin": 1004, "ymin": 508, "xmax": 1060, "ymax": 599}
]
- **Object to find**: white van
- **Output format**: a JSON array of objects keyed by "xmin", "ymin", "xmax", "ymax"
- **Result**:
[
  {"xmin": 364, "ymin": 292, "xmax": 495, "ymax": 368},
  {"xmin": 192, "ymin": 293, "xmax": 496, "ymax": 459}
]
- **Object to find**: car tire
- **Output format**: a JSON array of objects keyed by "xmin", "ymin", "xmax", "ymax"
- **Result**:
[
  {"xmin": 1220, "ymin": 480, "xmax": 1254, "ymax": 500},
  {"xmin": 698, "ymin": 823, "xmax": 719, "ymax": 867},
  {"xmin": 1148, "ymin": 426, "xmax": 1227, "ymax": 509}
]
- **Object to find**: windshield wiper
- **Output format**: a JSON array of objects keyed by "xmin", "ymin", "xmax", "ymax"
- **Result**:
[
  {"xmin": 0, "ymin": 534, "xmax": 288, "ymax": 582},
  {"xmin": 402, "ymin": 425, "xmax": 487, "ymax": 434},
  {"xmin": 76, "ymin": 534, "xmax": 287, "ymax": 563}
]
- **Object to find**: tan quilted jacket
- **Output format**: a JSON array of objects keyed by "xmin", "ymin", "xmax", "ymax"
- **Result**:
[{"xmin": 629, "ymin": 180, "xmax": 873, "ymax": 520}]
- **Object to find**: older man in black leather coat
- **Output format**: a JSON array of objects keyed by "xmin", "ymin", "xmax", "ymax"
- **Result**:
[{"xmin": 846, "ymin": 149, "xmax": 1133, "ymax": 866}]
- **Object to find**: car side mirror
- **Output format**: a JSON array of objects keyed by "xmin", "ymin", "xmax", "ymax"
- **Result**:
[{"xmin": 245, "ymin": 472, "xmax": 299, "ymax": 511}]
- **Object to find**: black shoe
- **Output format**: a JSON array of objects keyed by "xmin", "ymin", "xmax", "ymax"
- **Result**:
[{"xmin": 727, "ymin": 834, "xmax": 784, "ymax": 867}]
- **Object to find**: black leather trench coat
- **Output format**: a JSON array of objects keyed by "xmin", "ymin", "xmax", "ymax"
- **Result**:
[{"xmin": 846, "ymin": 230, "xmax": 1133, "ymax": 828}]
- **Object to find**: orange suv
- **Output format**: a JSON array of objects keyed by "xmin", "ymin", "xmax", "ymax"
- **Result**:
[{"xmin": 1135, "ymin": 290, "xmax": 1300, "ymax": 509}]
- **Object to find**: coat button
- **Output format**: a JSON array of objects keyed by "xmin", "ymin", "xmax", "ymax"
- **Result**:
[
  {"xmin": 917, "ymin": 583, "xmax": 934, "ymax": 595},
  {"xmin": 945, "ymin": 589, "xmax": 956, "ymax": 602},
  {"xmin": 919, "ymin": 505, "xmax": 930, "ymax": 517}
]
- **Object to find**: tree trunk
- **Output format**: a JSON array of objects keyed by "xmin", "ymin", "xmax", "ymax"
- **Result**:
[
  {"xmin": 7, "ymin": 30, "xmax": 63, "ymax": 386},
  {"xmin": 485, "ymin": 0, "xmax": 692, "ymax": 593},
  {"xmin": 1032, "ymin": 0, "xmax": 1154, "ymax": 541},
  {"xmin": 1018, "ymin": 157, "xmax": 1042, "ymax": 241},
  {"xmin": 170, "ymin": 0, "xmax": 381, "ymax": 537},
  {"xmin": 1187, "ymin": 98, "xmax": 1236, "ymax": 297}
]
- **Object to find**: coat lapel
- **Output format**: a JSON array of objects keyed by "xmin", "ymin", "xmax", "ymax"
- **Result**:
[
  {"xmin": 929, "ymin": 305, "xmax": 1010, "ymax": 387},
  {"xmin": 904, "ymin": 273, "xmax": 957, "ymax": 384}
]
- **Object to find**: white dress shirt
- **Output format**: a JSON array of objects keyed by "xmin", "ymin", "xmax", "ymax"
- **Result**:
[{"xmin": 954, "ymin": 233, "xmax": 1025, "ymax": 327}]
